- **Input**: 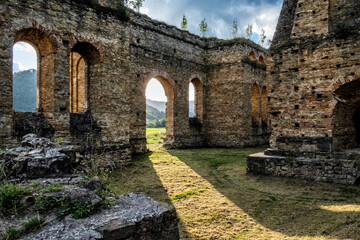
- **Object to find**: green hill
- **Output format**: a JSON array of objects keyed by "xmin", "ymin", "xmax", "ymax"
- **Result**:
[{"xmin": 13, "ymin": 69, "xmax": 37, "ymax": 112}]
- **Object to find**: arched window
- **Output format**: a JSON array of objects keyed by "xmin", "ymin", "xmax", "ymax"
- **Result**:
[
  {"xmin": 13, "ymin": 28, "xmax": 55, "ymax": 114},
  {"xmin": 145, "ymin": 76, "xmax": 175, "ymax": 142},
  {"xmin": 249, "ymin": 51, "xmax": 256, "ymax": 61},
  {"xmin": 70, "ymin": 42, "xmax": 101, "ymax": 113},
  {"xmin": 259, "ymin": 56, "xmax": 265, "ymax": 64},
  {"xmin": 12, "ymin": 42, "xmax": 38, "ymax": 112},
  {"xmin": 189, "ymin": 78, "xmax": 204, "ymax": 122}
]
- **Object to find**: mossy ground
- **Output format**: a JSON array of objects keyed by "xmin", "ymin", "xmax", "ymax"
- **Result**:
[{"xmin": 107, "ymin": 129, "xmax": 360, "ymax": 239}]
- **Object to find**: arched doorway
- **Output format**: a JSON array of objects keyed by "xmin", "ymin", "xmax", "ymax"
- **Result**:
[
  {"xmin": 13, "ymin": 28, "xmax": 55, "ymax": 115},
  {"xmin": 332, "ymin": 79, "xmax": 360, "ymax": 151},
  {"xmin": 12, "ymin": 41, "xmax": 37, "ymax": 112},
  {"xmin": 144, "ymin": 74, "xmax": 175, "ymax": 144}
]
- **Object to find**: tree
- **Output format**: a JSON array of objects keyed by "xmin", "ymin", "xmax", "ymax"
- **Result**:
[
  {"xmin": 246, "ymin": 24, "xmax": 253, "ymax": 39},
  {"xmin": 260, "ymin": 29, "xmax": 266, "ymax": 47},
  {"xmin": 181, "ymin": 14, "xmax": 188, "ymax": 30},
  {"xmin": 199, "ymin": 18, "xmax": 208, "ymax": 37},
  {"xmin": 232, "ymin": 19, "xmax": 238, "ymax": 39},
  {"xmin": 127, "ymin": 0, "xmax": 144, "ymax": 12}
]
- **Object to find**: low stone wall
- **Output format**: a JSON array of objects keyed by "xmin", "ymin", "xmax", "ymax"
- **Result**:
[{"xmin": 247, "ymin": 150, "xmax": 360, "ymax": 185}]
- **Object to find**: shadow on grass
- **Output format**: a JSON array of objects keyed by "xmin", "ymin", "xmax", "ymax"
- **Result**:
[
  {"xmin": 107, "ymin": 148, "xmax": 191, "ymax": 239},
  {"xmin": 168, "ymin": 147, "xmax": 360, "ymax": 239}
]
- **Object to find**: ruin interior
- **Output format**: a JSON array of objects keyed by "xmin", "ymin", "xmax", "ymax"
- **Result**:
[{"xmin": 0, "ymin": 0, "xmax": 360, "ymax": 185}]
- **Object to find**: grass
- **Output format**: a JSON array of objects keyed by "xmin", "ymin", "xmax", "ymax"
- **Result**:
[
  {"xmin": 107, "ymin": 136, "xmax": 360, "ymax": 239},
  {"xmin": 41, "ymin": 184, "xmax": 62, "ymax": 193},
  {"xmin": 146, "ymin": 128, "xmax": 165, "ymax": 144},
  {"xmin": 1, "ymin": 216, "xmax": 45, "ymax": 240},
  {"xmin": 0, "ymin": 184, "xmax": 31, "ymax": 214}
]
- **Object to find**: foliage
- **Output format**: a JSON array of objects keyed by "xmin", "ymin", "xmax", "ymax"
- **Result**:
[
  {"xmin": 22, "ymin": 216, "xmax": 45, "ymax": 234},
  {"xmin": 246, "ymin": 24, "xmax": 253, "ymax": 39},
  {"xmin": 57, "ymin": 204, "xmax": 92, "ymax": 220},
  {"xmin": 1, "ymin": 216, "xmax": 45, "ymax": 240},
  {"xmin": 82, "ymin": 175, "xmax": 90, "ymax": 181},
  {"xmin": 126, "ymin": 0, "xmax": 144, "ymax": 12},
  {"xmin": 1, "ymin": 227, "xmax": 21, "ymax": 240},
  {"xmin": 181, "ymin": 14, "xmax": 187, "ymax": 30},
  {"xmin": 71, "ymin": 204, "xmax": 92, "ymax": 219},
  {"xmin": 0, "ymin": 184, "xmax": 31, "ymax": 214},
  {"xmin": 260, "ymin": 29, "xmax": 266, "ymax": 47},
  {"xmin": 42, "ymin": 184, "xmax": 62, "ymax": 193},
  {"xmin": 232, "ymin": 19, "xmax": 238, "ymax": 39},
  {"xmin": 199, "ymin": 18, "xmax": 208, "ymax": 37},
  {"xmin": 146, "ymin": 119, "xmax": 165, "ymax": 128},
  {"xmin": 13, "ymin": 70, "xmax": 37, "ymax": 112}
]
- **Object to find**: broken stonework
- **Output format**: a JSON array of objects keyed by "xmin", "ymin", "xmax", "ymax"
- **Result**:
[
  {"xmin": 21, "ymin": 193, "xmax": 179, "ymax": 240},
  {"xmin": 0, "ymin": 134, "xmax": 77, "ymax": 180}
]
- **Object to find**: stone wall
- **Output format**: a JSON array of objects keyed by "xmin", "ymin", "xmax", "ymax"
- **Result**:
[
  {"xmin": 248, "ymin": 0, "xmax": 360, "ymax": 185},
  {"xmin": 0, "ymin": 0, "xmax": 268, "ymax": 166}
]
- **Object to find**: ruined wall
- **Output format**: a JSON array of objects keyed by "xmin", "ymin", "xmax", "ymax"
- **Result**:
[
  {"xmin": 267, "ymin": 0, "xmax": 360, "ymax": 152},
  {"xmin": 1, "ymin": 0, "xmax": 132, "ymax": 166},
  {"xmin": 248, "ymin": 0, "xmax": 360, "ymax": 185},
  {"xmin": 0, "ymin": 0, "xmax": 268, "ymax": 165},
  {"xmin": 205, "ymin": 40, "xmax": 267, "ymax": 147}
]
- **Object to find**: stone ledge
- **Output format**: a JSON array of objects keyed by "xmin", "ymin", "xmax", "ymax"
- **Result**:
[
  {"xmin": 21, "ymin": 193, "xmax": 179, "ymax": 240},
  {"xmin": 247, "ymin": 152, "xmax": 360, "ymax": 185}
]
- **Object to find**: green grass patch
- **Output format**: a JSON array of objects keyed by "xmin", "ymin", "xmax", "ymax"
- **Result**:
[
  {"xmin": 0, "ymin": 184, "xmax": 31, "ymax": 214},
  {"xmin": 172, "ymin": 188, "xmax": 199, "ymax": 201},
  {"xmin": 146, "ymin": 128, "xmax": 166, "ymax": 144},
  {"xmin": 42, "ymin": 184, "xmax": 62, "ymax": 193},
  {"xmin": 1, "ymin": 227, "xmax": 21, "ymax": 240},
  {"xmin": 22, "ymin": 216, "xmax": 45, "ymax": 234}
]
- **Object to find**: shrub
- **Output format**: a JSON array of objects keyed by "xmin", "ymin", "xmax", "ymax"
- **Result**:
[
  {"xmin": 1, "ymin": 227, "xmax": 21, "ymax": 240},
  {"xmin": 22, "ymin": 216, "xmax": 45, "ymax": 234},
  {"xmin": 0, "ymin": 184, "xmax": 31, "ymax": 214}
]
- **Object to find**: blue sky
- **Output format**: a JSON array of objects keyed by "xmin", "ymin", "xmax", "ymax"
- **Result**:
[{"xmin": 13, "ymin": 0, "xmax": 283, "ymax": 102}]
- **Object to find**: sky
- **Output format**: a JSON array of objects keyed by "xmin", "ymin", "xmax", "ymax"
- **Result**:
[{"xmin": 12, "ymin": 0, "xmax": 283, "ymax": 102}]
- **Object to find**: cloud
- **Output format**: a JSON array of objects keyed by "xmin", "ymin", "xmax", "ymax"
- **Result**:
[
  {"xmin": 141, "ymin": 0, "xmax": 283, "ymax": 47},
  {"xmin": 12, "ymin": 61, "xmax": 24, "ymax": 73},
  {"xmin": 13, "ymin": 42, "xmax": 36, "ymax": 53}
]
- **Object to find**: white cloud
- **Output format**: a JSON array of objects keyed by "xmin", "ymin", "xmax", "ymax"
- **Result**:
[
  {"xmin": 140, "ymin": 7, "xmax": 150, "ymax": 15},
  {"xmin": 13, "ymin": 42, "xmax": 36, "ymax": 53},
  {"xmin": 12, "ymin": 61, "xmax": 24, "ymax": 73}
]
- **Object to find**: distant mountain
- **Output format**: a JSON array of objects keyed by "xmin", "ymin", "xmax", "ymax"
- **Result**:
[
  {"xmin": 146, "ymin": 99, "xmax": 166, "ymax": 112},
  {"xmin": 13, "ymin": 69, "xmax": 37, "ymax": 112},
  {"xmin": 146, "ymin": 99, "xmax": 195, "ymax": 117},
  {"xmin": 146, "ymin": 104, "xmax": 165, "ymax": 121}
]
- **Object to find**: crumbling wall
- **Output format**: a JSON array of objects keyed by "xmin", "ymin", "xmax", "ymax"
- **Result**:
[
  {"xmin": 248, "ymin": 0, "xmax": 360, "ymax": 185},
  {"xmin": 0, "ymin": 0, "xmax": 268, "ymax": 164},
  {"xmin": 205, "ymin": 40, "xmax": 268, "ymax": 147}
]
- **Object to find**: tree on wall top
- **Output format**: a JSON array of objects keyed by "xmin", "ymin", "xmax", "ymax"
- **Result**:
[
  {"xmin": 246, "ymin": 24, "xmax": 253, "ymax": 39},
  {"xmin": 199, "ymin": 18, "xmax": 208, "ymax": 37},
  {"xmin": 181, "ymin": 15, "xmax": 188, "ymax": 30},
  {"xmin": 260, "ymin": 29, "xmax": 266, "ymax": 47},
  {"xmin": 126, "ymin": 0, "xmax": 144, "ymax": 12},
  {"xmin": 232, "ymin": 19, "xmax": 238, "ymax": 39}
]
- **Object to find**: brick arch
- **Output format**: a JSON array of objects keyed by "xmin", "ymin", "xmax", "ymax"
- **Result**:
[
  {"xmin": 332, "ymin": 79, "xmax": 360, "ymax": 151},
  {"xmin": 259, "ymin": 55, "xmax": 265, "ymax": 64},
  {"xmin": 70, "ymin": 42, "xmax": 102, "ymax": 113},
  {"xmin": 13, "ymin": 27, "xmax": 56, "ymax": 115},
  {"xmin": 144, "ymin": 70, "xmax": 176, "ymax": 142},
  {"xmin": 249, "ymin": 51, "xmax": 256, "ymax": 61}
]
